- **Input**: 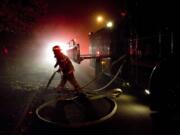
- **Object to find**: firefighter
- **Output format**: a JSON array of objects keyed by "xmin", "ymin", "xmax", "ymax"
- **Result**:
[{"xmin": 52, "ymin": 45, "xmax": 81, "ymax": 92}]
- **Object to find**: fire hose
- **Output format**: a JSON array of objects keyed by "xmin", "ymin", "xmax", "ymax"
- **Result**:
[{"xmin": 45, "ymin": 54, "xmax": 127, "ymax": 96}]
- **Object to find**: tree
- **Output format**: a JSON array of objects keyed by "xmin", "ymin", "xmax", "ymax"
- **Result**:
[{"xmin": 0, "ymin": 0, "xmax": 48, "ymax": 33}]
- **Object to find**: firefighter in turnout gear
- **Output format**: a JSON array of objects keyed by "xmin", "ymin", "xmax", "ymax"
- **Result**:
[{"xmin": 53, "ymin": 45, "xmax": 81, "ymax": 92}]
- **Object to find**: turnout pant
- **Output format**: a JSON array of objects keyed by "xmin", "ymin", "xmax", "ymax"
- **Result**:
[{"xmin": 57, "ymin": 72, "xmax": 80, "ymax": 91}]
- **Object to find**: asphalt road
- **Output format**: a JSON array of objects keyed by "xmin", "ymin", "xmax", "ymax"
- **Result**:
[{"xmin": 0, "ymin": 59, "xmax": 179, "ymax": 135}]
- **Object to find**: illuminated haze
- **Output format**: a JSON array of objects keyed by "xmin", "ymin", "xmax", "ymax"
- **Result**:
[{"xmin": 11, "ymin": 0, "xmax": 123, "ymax": 75}]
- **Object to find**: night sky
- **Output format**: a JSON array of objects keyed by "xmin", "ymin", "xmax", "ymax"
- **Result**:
[
  {"xmin": 34, "ymin": 0, "xmax": 125, "ymax": 54},
  {"xmin": 1, "ymin": 0, "xmax": 175, "ymax": 54}
]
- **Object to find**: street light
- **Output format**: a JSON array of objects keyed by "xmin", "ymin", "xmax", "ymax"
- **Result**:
[
  {"xmin": 96, "ymin": 15, "xmax": 104, "ymax": 23},
  {"xmin": 94, "ymin": 15, "xmax": 114, "ymax": 31},
  {"xmin": 106, "ymin": 21, "xmax": 113, "ymax": 28}
]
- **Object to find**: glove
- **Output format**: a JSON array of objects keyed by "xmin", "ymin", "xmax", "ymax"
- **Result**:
[
  {"xmin": 54, "ymin": 64, "xmax": 57, "ymax": 68},
  {"xmin": 54, "ymin": 62, "xmax": 58, "ymax": 68},
  {"xmin": 57, "ymin": 68, "xmax": 61, "ymax": 73}
]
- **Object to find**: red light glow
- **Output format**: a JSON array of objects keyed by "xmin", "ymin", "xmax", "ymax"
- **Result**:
[
  {"xmin": 96, "ymin": 51, "xmax": 100, "ymax": 56},
  {"xmin": 45, "ymin": 41, "xmax": 69, "ymax": 64}
]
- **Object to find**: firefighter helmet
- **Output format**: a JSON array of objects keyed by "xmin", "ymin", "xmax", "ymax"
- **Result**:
[{"xmin": 52, "ymin": 45, "xmax": 61, "ymax": 52}]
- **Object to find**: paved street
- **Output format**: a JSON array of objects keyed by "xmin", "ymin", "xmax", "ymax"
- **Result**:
[{"xmin": 0, "ymin": 59, "xmax": 179, "ymax": 135}]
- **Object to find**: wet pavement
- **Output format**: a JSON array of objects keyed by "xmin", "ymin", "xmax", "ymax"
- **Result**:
[{"xmin": 0, "ymin": 60, "xmax": 180, "ymax": 135}]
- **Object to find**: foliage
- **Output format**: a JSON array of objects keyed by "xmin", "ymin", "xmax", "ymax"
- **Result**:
[{"xmin": 0, "ymin": 0, "xmax": 48, "ymax": 32}]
